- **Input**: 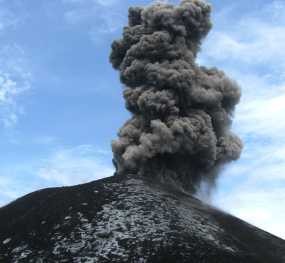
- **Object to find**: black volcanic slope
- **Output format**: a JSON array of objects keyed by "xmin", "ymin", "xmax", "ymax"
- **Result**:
[{"xmin": 0, "ymin": 175, "xmax": 284, "ymax": 262}]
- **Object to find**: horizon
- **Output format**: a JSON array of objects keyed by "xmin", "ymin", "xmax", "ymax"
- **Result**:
[{"xmin": 0, "ymin": 0, "xmax": 284, "ymax": 239}]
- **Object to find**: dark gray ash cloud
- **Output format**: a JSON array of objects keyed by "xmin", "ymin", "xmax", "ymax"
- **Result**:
[{"xmin": 110, "ymin": 0, "xmax": 242, "ymax": 193}]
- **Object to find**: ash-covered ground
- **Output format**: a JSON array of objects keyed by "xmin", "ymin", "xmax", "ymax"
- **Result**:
[{"xmin": 0, "ymin": 175, "xmax": 284, "ymax": 262}]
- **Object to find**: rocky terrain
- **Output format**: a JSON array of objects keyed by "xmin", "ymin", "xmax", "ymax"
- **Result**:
[{"xmin": 0, "ymin": 175, "xmax": 284, "ymax": 262}]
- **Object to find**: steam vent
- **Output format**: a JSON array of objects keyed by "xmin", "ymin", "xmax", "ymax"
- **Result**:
[{"xmin": 0, "ymin": 1, "xmax": 284, "ymax": 262}]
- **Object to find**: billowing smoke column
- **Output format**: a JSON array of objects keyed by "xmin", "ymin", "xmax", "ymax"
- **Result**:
[{"xmin": 110, "ymin": 0, "xmax": 242, "ymax": 192}]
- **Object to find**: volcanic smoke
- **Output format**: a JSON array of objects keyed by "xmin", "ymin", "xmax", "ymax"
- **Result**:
[{"xmin": 110, "ymin": 0, "xmax": 242, "ymax": 193}]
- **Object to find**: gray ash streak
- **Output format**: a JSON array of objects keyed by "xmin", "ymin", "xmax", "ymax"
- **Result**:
[{"xmin": 110, "ymin": 0, "xmax": 242, "ymax": 193}]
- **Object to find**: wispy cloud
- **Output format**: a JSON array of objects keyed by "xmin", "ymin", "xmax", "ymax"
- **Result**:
[
  {"xmin": 94, "ymin": 0, "xmax": 119, "ymax": 7},
  {"xmin": 0, "ymin": 3, "xmax": 19, "ymax": 33},
  {"xmin": 38, "ymin": 144, "xmax": 114, "ymax": 185},
  {"xmin": 0, "ymin": 164, "xmax": 40, "ymax": 207},
  {"xmin": 62, "ymin": 0, "xmax": 125, "ymax": 43},
  {"xmin": 203, "ymin": 1, "xmax": 285, "ymax": 70},
  {"xmin": 62, "ymin": 0, "xmax": 119, "ymax": 6},
  {"xmin": 0, "ymin": 176, "xmax": 20, "ymax": 205},
  {"xmin": 214, "ymin": 183, "xmax": 285, "ymax": 239},
  {"xmin": 204, "ymin": 26, "xmax": 285, "ymax": 69},
  {"xmin": 0, "ymin": 144, "xmax": 114, "ymax": 207},
  {"xmin": 0, "ymin": 45, "xmax": 31, "ymax": 128},
  {"xmin": 32, "ymin": 136, "xmax": 59, "ymax": 145}
]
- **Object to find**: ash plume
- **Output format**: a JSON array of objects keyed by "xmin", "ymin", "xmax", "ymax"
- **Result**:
[{"xmin": 110, "ymin": 0, "xmax": 242, "ymax": 192}]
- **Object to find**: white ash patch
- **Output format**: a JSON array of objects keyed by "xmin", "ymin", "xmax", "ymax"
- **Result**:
[
  {"xmin": 2, "ymin": 238, "xmax": 11, "ymax": 245},
  {"xmin": 52, "ymin": 212, "xmax": 93, "ymax": 258},
  {"xmin": 11, "ymin": 244, "xmax": 28, "ymax": 254},
  {"xmin": 175, "ymin": 198, "xmax": 239, "ymax": 253},
  {"xmin": 53, "ymin": 224, "xmax": 60, "ymax": 230},
  {"xmin": 49, "ymin": 179, "xmax": 171, "ymax": 262},
  {"xmin": 11, "ymin": 244, "xmax": 33, "ymax": 262},
  {"xmin": 125, "ymin": 179, "xmax": 239, "ymax": 253}
]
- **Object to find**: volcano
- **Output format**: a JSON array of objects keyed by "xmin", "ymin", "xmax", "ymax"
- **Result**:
[
  {"xmin": 0, "ymin": 175, "xmax": 284, "ymax": 262},
  {"xmin": 1, "ymin": 0, "xmax": 285, "ymax": 261}
]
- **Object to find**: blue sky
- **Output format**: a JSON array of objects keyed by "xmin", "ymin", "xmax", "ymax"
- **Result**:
[{"xmin": 0, "ymin": 0, "xmax": 284, "ymax": 239}]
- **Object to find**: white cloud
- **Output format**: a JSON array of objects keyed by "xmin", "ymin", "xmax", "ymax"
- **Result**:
[
  {"xmin": 214, "ymin": 184, "xmax": 285, "ymax": 239},
  {"xmin": 95, "ymin": 0, "xmax": 119, "ymax": 7},
  {"xmin": 38, "ymin": 145, "xmax": 114, "ymax": 185},
  {"xmin": 0, "ymin": 2, "xmax": 30, "ymax": 128},
  {"xmin": 0, "ymin": 4, "xmax": 19, "ymax": 33},
  {"xmin": 63, "ymin": 0, "xmax": 119, "ymax": 6},
  {"xmin": 62, "ymin": 0, "xmax": 125, "ymax": 42},
  {"xmin": 236, "ymin": 81, "xmax": 285, "ymax": 138},
  {"xmin": 32, "ymin": 136, "xmax": 58, "ymax": 145},
  {"xmin": 202, "ymin": 1, "xmax": 285, "ymax": 71},
  {"xmin": 0, "ymin": 176, "xmax": 18, "ymax": 200},
  {"xmin": 0, "ymin": 169, "xmax": 38, "ymax": 207},
  {"xmin": 0, "ymin": 144, "xmax": 114, "ymax": 207},
  {"xmin": 0, "ymin": 45, "xmax": 31, "ymax": 128},
  {"xmin": 204, "ymin": 25, "xmax": 285, "ymax": 68}
]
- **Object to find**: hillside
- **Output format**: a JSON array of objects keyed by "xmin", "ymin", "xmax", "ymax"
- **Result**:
[{"xmin": 0, "ymin": 174, "xmax": 284, "ymax": 262}]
